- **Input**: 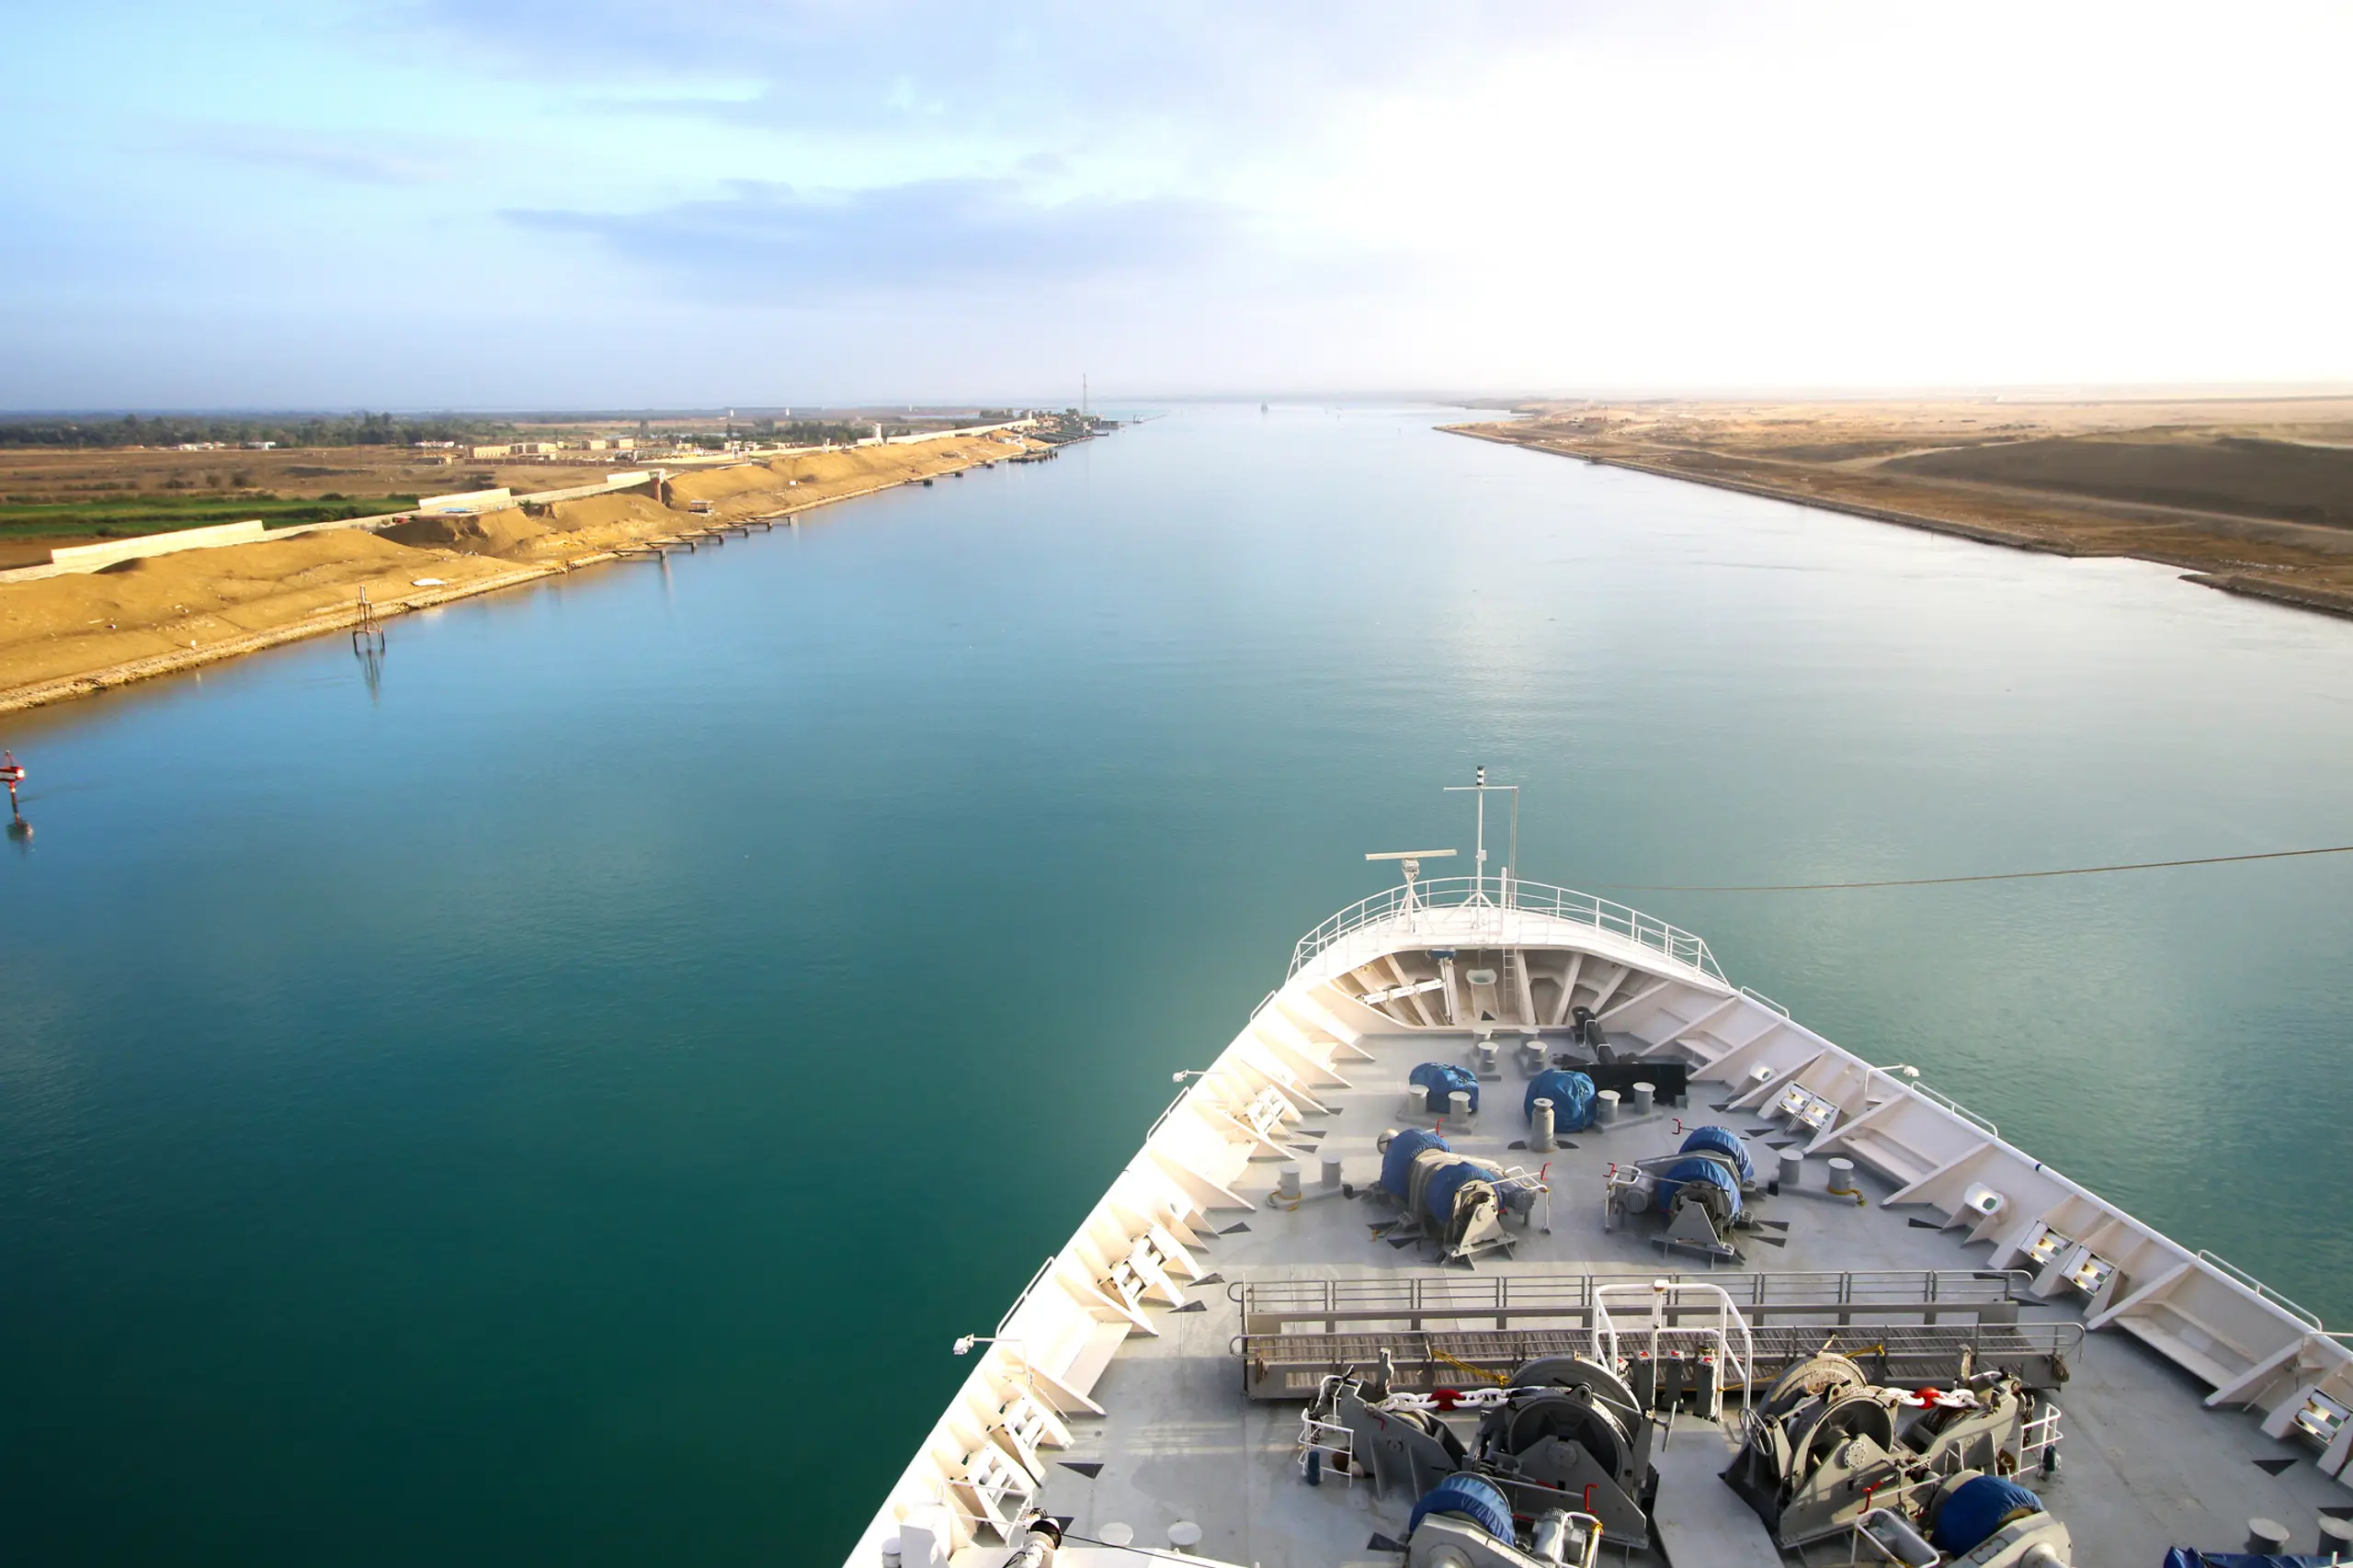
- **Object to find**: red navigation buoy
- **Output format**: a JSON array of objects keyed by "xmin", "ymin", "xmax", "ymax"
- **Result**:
[{"xmin": 1, "ymin": 750, "xmax": 26, "ymax": 839}]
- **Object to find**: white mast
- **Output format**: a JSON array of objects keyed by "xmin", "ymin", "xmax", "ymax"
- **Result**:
[{"xmin": 1443, "ymin": 766, "xmax": 1519, "ymax": 906}]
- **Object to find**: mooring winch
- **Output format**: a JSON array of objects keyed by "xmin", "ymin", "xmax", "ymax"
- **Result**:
[
  {"xmin": 1722, "ymin": 1350, "xmax": 2069, "ymax": 1561},
  {"xmin": 1602, "ymin": 1124, "xmax": 1768, "ymax": 1260},
  {"xmin": 1374, "ymin": 1128, "xmax": 1548, "ymax": 1264},
  {"xmin": 1296, "ymin": 1354, "xmax": 1651, "ymax": 1563}
]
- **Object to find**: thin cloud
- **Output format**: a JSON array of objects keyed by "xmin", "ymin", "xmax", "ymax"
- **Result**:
[
  {"xmin": 508, "ymin": 178, "xmax": 1251, "ymax": 301},
  {"xmin": 179, "ymin": 123, "xmax": 469, "ymax": 186},
  {"xmin": 395, "ymin": 0, "xmax": 1612, "ymax": 142}
]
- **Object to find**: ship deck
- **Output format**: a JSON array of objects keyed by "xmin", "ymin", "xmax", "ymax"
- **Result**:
[
  {"xmin": 1015, "ymin": 1028, "xmax": 2349, "ymax": 1566},
  {"xmin": 851, "ymin": 890, "xmax": 2353, "ymax": 1568}
]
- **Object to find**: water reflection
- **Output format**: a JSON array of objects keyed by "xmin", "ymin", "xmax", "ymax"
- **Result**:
[{"xmin": 354, "ymin": 640, "xmax": 384, "ymax": 702}]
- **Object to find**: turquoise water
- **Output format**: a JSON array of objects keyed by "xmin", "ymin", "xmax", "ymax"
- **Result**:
[{"xmin": 4, "ymin": 404, "xmax": 2349, "ymax": 1563}]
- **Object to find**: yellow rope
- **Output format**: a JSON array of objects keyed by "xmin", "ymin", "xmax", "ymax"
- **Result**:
[{"xmin": 1431, "ymin": 1348, "xmax": 1509, "ymax": 1386}]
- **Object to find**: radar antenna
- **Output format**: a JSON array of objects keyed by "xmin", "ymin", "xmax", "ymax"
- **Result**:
[{"xmin": 1365, "ymin": 847, "xmax": 1455, "ymax": 915}]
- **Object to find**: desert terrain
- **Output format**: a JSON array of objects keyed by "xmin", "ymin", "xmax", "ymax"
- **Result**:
[
  {"xmin": 0, "ymin": 434, "xmax": 1040, "ymax": 712},
  {"xmin": 1449, "ymin": 394, "xmax": 2353, "ymax": 619},
  {"xmin": 0, "ymin": 446, "xmax": 653, "ymax": 568}
]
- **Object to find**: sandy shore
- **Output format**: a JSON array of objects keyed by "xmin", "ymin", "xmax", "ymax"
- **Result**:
[
  {"xmin": 0, "ymin": 437, "xmax": 1028, "ymax": 714},
  {"xmin": 1448, "ymin": 396, "xmax": 2353, "ymax": 620}
]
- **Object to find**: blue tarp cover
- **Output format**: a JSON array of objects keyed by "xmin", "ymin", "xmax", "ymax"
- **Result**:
[
  {"xmin": 1421, "ymin": 1158, "xmax": 1491, "ymax": 1226},
  {"xmin": 1381, "ymin": 1128, "xmax": 1449, "ymax": 1199},
  {"xmin": 1409, "ymin": 1475, "xmax": 1513, "ymax": 1542},
  {"xmin": 1410, "ymin": 1062, "xmax": 1479, "ymax": 1115},
  {"xmin": 1932, "ymin": 1475, "xmax": 2040, "ymax": 1554},
  {"xmin": 2163, "ymin": 1555, "xmax": 2341, "ymax": 1568},
  {"xmin": 1680, "ymin": 1125, "xmax": 1754, "ymax": 1183},
  {"xmin": 1525, "ymin": 1068, "xmax": 1596, "ymax": 1131},
  {"xmin": 1657, "ymin": 1155, "xmax": 1744, "ymax": 1218}
]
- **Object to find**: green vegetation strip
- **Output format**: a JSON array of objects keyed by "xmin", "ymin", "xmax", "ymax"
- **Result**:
[{"xmin": 0, "ymin": 494, "xmax": 420, "ymax": 540}]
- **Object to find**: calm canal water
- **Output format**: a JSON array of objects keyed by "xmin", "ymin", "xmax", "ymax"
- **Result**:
[{"xmin": 5, "ymin": 404, "xmax": 2350, "ymax": 1564}]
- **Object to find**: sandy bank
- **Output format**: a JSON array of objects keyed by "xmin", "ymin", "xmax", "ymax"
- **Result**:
[
  {"xmin": 1448, "ymin": 397, "xmax": 2353, "ymax": 621},
  {"xmin": 0, "ymin": 435, "xmax": 1029, "ymax": 714}
]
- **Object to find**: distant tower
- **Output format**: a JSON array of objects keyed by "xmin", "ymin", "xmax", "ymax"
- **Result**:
[{"xmin": 1082, "ymin": 373, "xmax": 1089, "ymax": 417}]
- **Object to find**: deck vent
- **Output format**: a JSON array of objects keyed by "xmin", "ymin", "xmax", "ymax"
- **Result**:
[
  {"xmin": 2063, "ymin": 1251, "xmax": 2116, "ymax": 1296},
  {"xmin": 2022, "ymin": 1223, "xmax": 2072, "ymax": 1268},
  {"xmin": 1961, "ymin": 1184, "xmax": 2006, "ymax": 1220},
  {"xmin": 1746, "ymin": 1063, "xmax": 1777, "ymax": 1089},
  {"xmin": 1773, "ymin": 1084, "xmax": 1839, "ymax": 1135},
  {"xmin": 2290, "ymin": 1390, "xmax": 2348, "ymax": 1448}
]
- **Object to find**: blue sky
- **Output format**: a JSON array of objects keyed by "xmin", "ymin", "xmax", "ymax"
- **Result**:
[{"xmin": 5, "ymin": 1, "xmax": 2348, "ymax": 408}]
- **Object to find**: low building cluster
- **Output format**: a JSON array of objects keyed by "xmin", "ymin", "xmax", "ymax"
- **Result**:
[{"xmin": 468, "ymin": 438, "xmax": 640, "ymax": 460}]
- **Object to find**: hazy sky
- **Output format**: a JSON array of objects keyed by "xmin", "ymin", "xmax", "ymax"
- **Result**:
[{"xmin": 7, "ymin": 1, "xmax": 2348, "ymax": 408}]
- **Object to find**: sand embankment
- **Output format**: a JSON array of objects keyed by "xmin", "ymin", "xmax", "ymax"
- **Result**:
[
  {"xmin": 1448, "ymin": 397, "xmax": 2353, "ymax": 620},
  {"xmin": 0, "ymin": 436, "xmax": 1028, "ymax": 713}
]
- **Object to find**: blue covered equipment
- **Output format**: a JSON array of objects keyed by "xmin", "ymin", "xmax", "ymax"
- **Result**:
[
  {"xmin": 1381, "ymin": 1128, "xmax": 1449, "ymax": 1200},
  {"xmin": 1525, "ymin": 1068, "xmax": 1597, "ymax": 1131},
  {"xmin": 1932, "ymin": 1475, "xmax": 2042, "ymax": 1555},
  {"xmin": 1655, "ymin": 1155, "xmax": 1745, "ymax": 1218},
  {"xmin": 1420, "ymin": 1160, "xmax": 1492, "ymax": 1231},
  {"xmin": 1408, "ymin": 1474, "xmax": 1513, "ymax": 1542},
  {"xmin": 1604, "ymin": 1124, "xmax": 1758, "ymax": 1258},
  {"xmin": 1678, "ymin": 1124, "xmax": 1755, "ymax": 1184},
  {"xmin": 1410, "ymin": 1062, "xmax": 1479, "ymax": 1116},
  {"xmin": 1374, "ymin": 1126, "xmax": 1533, "ymax": 1263}
]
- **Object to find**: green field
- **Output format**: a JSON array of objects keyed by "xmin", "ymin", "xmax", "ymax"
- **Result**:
[{"xmin": 0, "ymin": 493, "xmax": 420, "ymax": 543}]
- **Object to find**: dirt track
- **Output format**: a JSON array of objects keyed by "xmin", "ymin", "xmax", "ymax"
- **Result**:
[
  {"xmin": 0, "ymin": 436, "xmax": 1029, "ymax": 713},
  {"xmin": 1449, "ymin": 395, "xmax": 2353, "ymax": 620}
]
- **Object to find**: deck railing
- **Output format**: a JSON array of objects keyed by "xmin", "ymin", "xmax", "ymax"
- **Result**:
[
  {"xmin": 1289, "ymin": 876, "xmax": 1723, "ymax": 982},
  {"xmin": 1902, "ymin": 1075, "xmax": 2000, "ymax": 1139},
  {"xmin": 2200, "ymin": 1250, "xmax": 2325, "ymax": 1331},
  {"xmin": 1235, "ymin": 1268, "xmax": 2028, "ymax": 1331}
]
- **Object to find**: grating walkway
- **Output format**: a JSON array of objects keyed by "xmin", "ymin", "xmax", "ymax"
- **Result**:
[{"xmin": 1239, "ymin": 1320, "xmax": 2083, "ymax": 1399}]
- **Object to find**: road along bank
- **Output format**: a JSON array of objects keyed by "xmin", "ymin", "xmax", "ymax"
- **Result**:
[{"xmin": 0, "ymin": 434, "xmax": 1034, "ymax": 716}]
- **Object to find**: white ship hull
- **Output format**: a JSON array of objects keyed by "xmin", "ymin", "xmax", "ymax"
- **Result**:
[{"xmin": 850, "ymin": 875, "xmax": 2353, "ymax": 1567}]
